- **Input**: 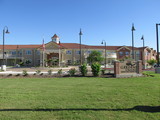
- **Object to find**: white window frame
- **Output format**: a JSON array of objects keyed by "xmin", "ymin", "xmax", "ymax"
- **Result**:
[
  {"xmin": 66, "ymin": 50, "xmax": 72, "ymax": 55},
  {"xmin": 26, "ymin": 50, "xmax": 32, "ymax": 55},
  {"xmin": 76, "ymin": 50, "xmax": 80, "ymax": 54}
]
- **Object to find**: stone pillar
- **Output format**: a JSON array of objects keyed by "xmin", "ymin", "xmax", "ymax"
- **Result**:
[
  {"xmin": 137, "ymin": 60, "xmax": 142, "ymax": 74},
  {"xmin": 114, "ymin": 61, "xmax": 120, "ymax": 77}
]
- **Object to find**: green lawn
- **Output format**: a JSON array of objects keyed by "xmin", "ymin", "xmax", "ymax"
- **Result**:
[{"xmin": 0, "ymin": 72, "xmax": 159, "ymax": 120}]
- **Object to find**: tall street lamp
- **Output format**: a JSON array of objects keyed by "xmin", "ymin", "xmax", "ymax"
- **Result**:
[
  {"xmin": 16, "ymin": 45, "xmax": 19, "ymax": 65},
  {"xmin": 79, "ymin": 29, "xmax": 82, "ymax": 65},
  {"xmin": 131, "ymin": 23, "xmax": 136, "ymax": 60},
  {"xmin": 156, "ymin": 23, "xmax": 160, "ymax": 67},
  {"xmin": 2, "ymin": 26, "xmax": 10, "ymax": 65},
  {"xmin": 141, "ymin": 35, "xmax": 145, "ymax": 68},
  {"xmin": 101, "ymin": 40, "xmax": 106, "ymax": 68}
]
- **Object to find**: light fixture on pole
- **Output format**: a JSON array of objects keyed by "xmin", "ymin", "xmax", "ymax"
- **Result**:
[
  {"xmin": 101, "ymin": 40, "xmax": 107, "ymax": 68},
  {"xmin": 141, "ymin": 35, "xmax": 144, "ymax": 48},
  {"xmin": 156, "ymin": 23, "xmax": 160, "ymax": 67},
  {"xmin": 2, "ymin": 26, "xmax": 10, "ymax": 65},
  {"xmin": 141, "ymin": 35, "xmax": 145, "ymax": 68},
  {"xmin": 131, "ymin": 23, "xmax": 135, "ymax": 60},
  {"xmin": 79, "ymin": 29, "xmax": 82, "ymax": 65}
]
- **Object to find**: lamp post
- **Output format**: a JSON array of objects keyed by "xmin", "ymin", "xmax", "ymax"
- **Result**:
[
  {"xmin": 79, "ymin": 29, "xmax": 82, "ymax": 65},
  {"xmin": 101, "ymin": 40, "xmax": 106, "ymax": 68},
  {"xmin": 156, "ymin": 23, "xmax": 160, "ymax": 67},
  {"xmin": 131, "ymin": 23, "xmax": 135, "ymax": 60},
  {"xmin": 141, "ymin": 35, "xmax": 145, "ymax": 68},
  {"xmin": 15, "ymin": 45, "xmax": 19, "ymax": 65},
  {"xmin": 2, "ymin": 26, "xmax": 10, "ymax": 65}
]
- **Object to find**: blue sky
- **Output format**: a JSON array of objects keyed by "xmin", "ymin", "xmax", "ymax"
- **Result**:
[{"xmin": 0, "ymin": 0, "xmax": 160, "ymax": 49}]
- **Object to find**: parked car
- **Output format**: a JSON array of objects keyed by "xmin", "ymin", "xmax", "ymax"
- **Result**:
[{"xmin": 153, "ymin": 63, "xmax": 160, "ymax": 68}]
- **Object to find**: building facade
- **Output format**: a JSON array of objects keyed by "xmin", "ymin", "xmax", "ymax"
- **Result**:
[{"xmin": 0, "ymin": 34, "xmax": 157, "ymax": 67}]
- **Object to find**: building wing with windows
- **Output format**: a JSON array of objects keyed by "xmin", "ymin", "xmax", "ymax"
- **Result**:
[{"xmin": 0, "ymin": 34, "xmax": 157, "ymax": 67}]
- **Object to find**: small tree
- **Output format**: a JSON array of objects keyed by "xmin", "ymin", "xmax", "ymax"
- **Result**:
[
  {"xmin": 79, "ymin": 64, "xmax": 88, "ymax": 76},
  {"xmin": 87, "ymin": 50, "xmax": 104, "ymax": 64},
  {"xmin": 147, "ymin": 59, "xmax": 157, "ymax": 66},
  {"xmin": 91, "ymin": 63, "xmax": 101, "ymax": 77}
]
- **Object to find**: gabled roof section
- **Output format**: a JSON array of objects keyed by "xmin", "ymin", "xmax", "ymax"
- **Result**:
[
  {"xmin": 51, "ymin": 34, "xmax": 59, "ymax": 39},
  {"xmin": 117, "ymin": 46, "xmax": 131, "ymax": 51}
]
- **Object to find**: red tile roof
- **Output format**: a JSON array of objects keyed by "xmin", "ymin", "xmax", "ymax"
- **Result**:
[
  {"xmin": 0, "ymin": 43, "xmax": 150, "ymax": 51},
  {"xmin": 0, "ymin": 45, "xmax": 41, "ymax": 50}
]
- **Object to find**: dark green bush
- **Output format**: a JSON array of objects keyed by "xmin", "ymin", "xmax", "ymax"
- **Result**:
[
  {"xmin": 101, "ymin": 69, "xmax": 105, "ymax": 75},
  {"xmin": 79, "ymin": 64, "xmax": 88, "ymax": 76},
  {"xmin": 91, "ymin": 63, "xmax": 101, "ymax": 76},
  {"xmin": 68, "ymin": 68, "xmax": 77, "ymax": 76}
]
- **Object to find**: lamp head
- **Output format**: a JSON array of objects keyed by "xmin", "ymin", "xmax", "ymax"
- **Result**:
[
  {"xmin": 79, "ymin": 29, "xmax": 82, "ymax": 35},
  {"xmin": 141, "ymin": 35, "xmax": 144, "ymax": 40},
  {"xmin": 5, "ymin": 29, "xmax": 10, "ymax": 34},
  {"xmin": 131, "ymin": 23, "xmax": 135, "ymax": 31},
  {"xmin": 101, "ymin": 41, "xmax": 103, "ymax": 44}
]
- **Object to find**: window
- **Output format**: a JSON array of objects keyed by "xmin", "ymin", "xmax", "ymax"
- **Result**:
[
  {"xmin": 18, "ymin": 51, "xmax": 22, "ymax": 56},
  {"xmin": 66, "ymin": 50, "xmax": 72, "ymax": 54},
  {"xmin": 10, "ymin": 51, "xmax": 16, "ymax": 55},
  {"xmin": 136, "ymin": 51, "xmax": 140, "ymax": 55},
  {"xmin": 26, "ymin": 50, "xmax": 32, "ymax": 55},
  {"xmin": 98, "ymin": 50, "xmax": 103, "ymax": 53},
  {"xmin": 76, "ymin": 60, "xmax": 80, "ymax": 64},
  {"xmin": 87, "ymin": 51, "xmax": 91, "ymax": 54},
  {"xmin": 145, "ymin": 52, "xmax": 149, "ymax": 56},
  {"xmin": 67, "ymin": 60, "xmax": 72, "ymax": 64},
  {"xmin": 125, "ymin": 52, "xmax": 129, "ymax": 55},
  {"xmin": 107, "ymin": 52, "xmax": 111, "ymax": 55},
  {"xmin": 76, "ymin": 50, "xmax": 80, "ymax": 54},
  {"xmin": 36, "ymin": 51, "xmax": 40, "ymax": 55},
  {"xmin": 119, "ymin": 52, "xmax": 123, "ymax": 56}
]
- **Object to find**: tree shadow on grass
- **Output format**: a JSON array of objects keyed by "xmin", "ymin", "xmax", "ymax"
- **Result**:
[{"xmin": 0, "ymin": 106, "xmax": 159, "ymax": 113}]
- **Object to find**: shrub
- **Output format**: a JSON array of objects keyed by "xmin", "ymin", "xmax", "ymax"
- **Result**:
[
  {"xmin": 8, "ymin": 74, "xmax": 12, "ymax": 76},
  {"xmin": 91, "ymin": 63, "xmax": 101, "ymax": 77},
  {"xmin": 68, "ymin": 68, "xmax": 77, "ymax": 76},
  {"xmin": 57, "ymin": 69, "xmax": 63, "ymax": 76},
  {"xmin": 79, "ymin": 64, "xmax": 88, "ymax": 76},
  {"xmin": 35, "ymin": 70, "xmax": 41, "ymax": 75},
  {"xmin": 147, "ymin": 59, "xmax": 157, "ymax": 66},
  {"xmin": 48, "ymin": 69, "xmax": 52, "ymax": 75},
  {"xmin": 15, "ymin": 74, "xmax": 20, "ymax": 76},
  {"xmin": 19, "ymin": 62, "xmax": 24, "ymax": 66},
  {"xmin": 22, "ymin": 70, "xmax": 28, "ymax": 76},
  {"xmin": 101, "ymin": 69, "xmax": 105, "ymax": 75}
]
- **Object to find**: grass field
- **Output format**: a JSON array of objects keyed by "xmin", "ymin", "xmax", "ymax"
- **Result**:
[{"xmin": 0, "ymin": 72, "xmax": 159, "ymax": 120}]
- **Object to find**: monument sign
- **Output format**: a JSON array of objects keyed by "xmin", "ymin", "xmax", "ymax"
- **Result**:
[{"xmin": 114, "ymin": 60, "xmax": 142, "ymax": 78}]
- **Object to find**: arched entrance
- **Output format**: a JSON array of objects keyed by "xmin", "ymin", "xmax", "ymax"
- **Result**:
[{"xmin": 47, "ymin": 53, "xmax": 59, "ymax": 66}]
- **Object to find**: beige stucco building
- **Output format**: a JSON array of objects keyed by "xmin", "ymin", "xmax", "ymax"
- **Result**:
[{"xmin": 0, "ymin": 34, "xmax": 157, "ymax": 67}]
